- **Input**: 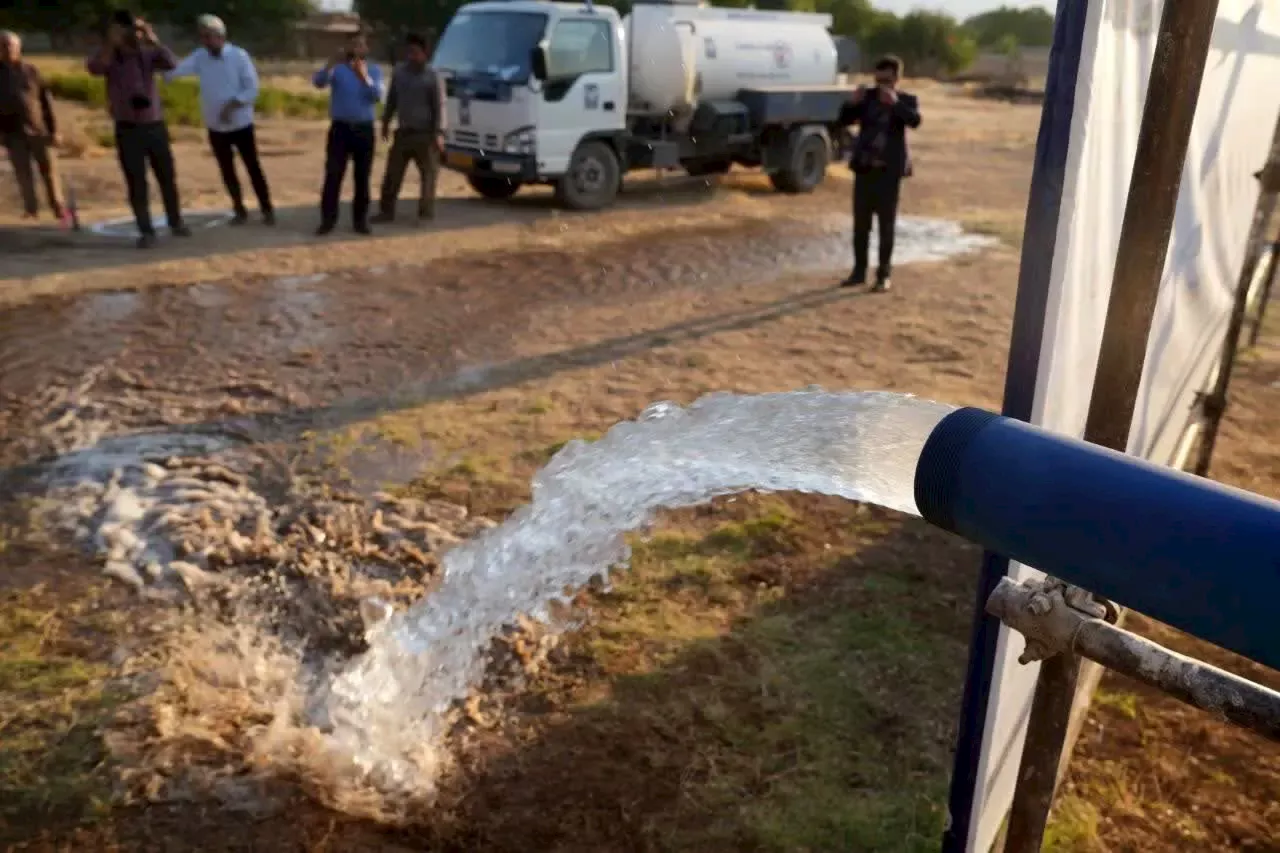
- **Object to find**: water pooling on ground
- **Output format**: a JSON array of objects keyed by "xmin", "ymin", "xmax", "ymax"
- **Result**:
[
  {"xmin": 311, "ymin": 390, "xmax": 956, "ymax": 799},
  {"xmin": 0, "ymin": 215, "xmax": 992, "ymax": 431}
]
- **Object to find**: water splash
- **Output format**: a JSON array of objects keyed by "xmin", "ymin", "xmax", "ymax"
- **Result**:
[{"xmin": 314, "ymin": 390, "xmax": 955, "ymax": 794}]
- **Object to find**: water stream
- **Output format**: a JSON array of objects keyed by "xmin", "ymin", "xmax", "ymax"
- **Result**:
[{"xmin": 314, "ymin": 390, "xmax": 956, "ymax": 794}]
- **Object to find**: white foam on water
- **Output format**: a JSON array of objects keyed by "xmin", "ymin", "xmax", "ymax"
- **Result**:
[
  {"xmin": 890, "ymin": 217, "xmax": 999, "ymax": 265},
  {"xmin": 313, "ymin": 389, "xmax": 956, "ymax": 796},
  {"xmin": 88, "ymin": 211, "xmax": 234, "ymax": 239}
]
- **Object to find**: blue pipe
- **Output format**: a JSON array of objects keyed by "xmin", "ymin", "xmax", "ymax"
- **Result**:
[{"xmin": 914, "ymin": 408, "xmax": 1280, "ymax": 672}]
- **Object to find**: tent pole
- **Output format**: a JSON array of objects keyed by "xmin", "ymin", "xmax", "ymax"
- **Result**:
[
  {"xmin": 1000, "ymin": 1, "xmax": 1220, "ymax": 851},
  {"xmin": 1194, "ymin": 119, "xmax": 1280, "ymax": 477},
  {"xmin": 1247, "ymin": 236, "xmax": 1279, "ymax": 348}
]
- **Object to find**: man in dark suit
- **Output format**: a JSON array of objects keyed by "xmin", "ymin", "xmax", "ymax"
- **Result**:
[{"xmin": 840, "ymin": 55, "xmax": 921, "ymax": 292}]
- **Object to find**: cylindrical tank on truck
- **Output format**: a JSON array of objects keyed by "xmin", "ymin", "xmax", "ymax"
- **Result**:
[{"xmin": 622, "ymin": 3, "xmax": 839, "ymax": 116}]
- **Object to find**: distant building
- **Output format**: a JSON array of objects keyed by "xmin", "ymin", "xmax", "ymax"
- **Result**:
[
  {"xmin": 956, "ymin": 46, "xmax": 1052, "ymax": 85},
  {"xmin": 291, "ymin": 12, "xmax": 378, "ymax": 59}
]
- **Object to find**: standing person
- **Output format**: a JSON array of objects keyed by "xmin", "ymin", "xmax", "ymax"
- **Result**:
[
  {"xmin": 167, "ymin": 14, "xmax": 274, "ymax": 225},
  {"xmin": 312, "ymin": 32, "xmax": 385, "ymax": 236},
  {"xmin": 1, "ymin": 30, "xmax": 66, "ymax": 222},
  {"xmin": 840, "ymin": 55, "xmax": 921, "ymax": 293},
  {"xmin": 87, "ymin": 10, "xmax": 189, "ymax": 249},
  {"xmin": 372, "ymin": 32, "xmax": 447, "ymax": 225}
]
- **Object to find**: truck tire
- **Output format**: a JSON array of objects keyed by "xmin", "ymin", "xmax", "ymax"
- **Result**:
[
  {"xmin": 555, "ymin": 141, "xmax": 621, "ymax": 211},
  {"xmin": 769, "ymin": 131, "xmax": 830, "ymax": 194},
  {"xmin": 468, "ymin": 175, "xmax": 522, "ymax": 200}
]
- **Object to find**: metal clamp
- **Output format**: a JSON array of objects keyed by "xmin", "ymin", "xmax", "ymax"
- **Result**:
[
  {"xmin": 986, "ymin": 576, "xmax": 1280, "ymax": 743},
  {"xmin": 985, "ymin": 577, "xmax": 1117, "ymax": 664}
]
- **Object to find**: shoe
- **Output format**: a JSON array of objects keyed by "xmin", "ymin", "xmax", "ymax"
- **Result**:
[
  {"xmin": 354, "ymin": 222, "xmax": 372, "ymax": 235},
  {"xmin": 230, "ymin": 210, "xmax": 249, "ymax": 226},
  {"xmin": 370, "ymin": 211, "xmax": 395, "ymax": 224},
  {"xmin": 136, "ymin": 232, "xmax": 157, "ymax": 249},
  {"xmin": 872, "ymin": 277, "xmax": 892, "ymax": 293},
  {"xmin": 418, "ymin": 209, "xmax": 435, "ymax": 223},
  {"xmin": 315, "ymin": 222, "xmax": 335, "ymax": 236},
  {"xmin": 171, "ymin": 224, "xmax": 192, "ymax": 237},
  {"xmin": 840, "ymin": 269, "xmax": 867, "ymax": 288},
  {"xmin": 262, "ymin": 210, "xmax": 276, "ymax": 226}
]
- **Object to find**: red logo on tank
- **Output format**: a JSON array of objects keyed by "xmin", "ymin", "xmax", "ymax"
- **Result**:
[{"xmin": 773, "ymin": 41, "xmax": 792, "ymax": 69}]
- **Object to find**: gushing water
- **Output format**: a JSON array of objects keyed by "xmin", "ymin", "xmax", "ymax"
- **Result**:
[{"xmin": 313, "ymin": 390, "xmax": 956, "ymax": 794}]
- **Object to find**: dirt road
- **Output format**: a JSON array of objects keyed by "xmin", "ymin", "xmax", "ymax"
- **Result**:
[{"xmin": 0, "ymin": 81, "xmax": 1275, "ymax": 852}]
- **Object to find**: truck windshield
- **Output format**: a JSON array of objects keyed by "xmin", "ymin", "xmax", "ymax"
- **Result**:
[{"xmin": 432, "ymin": 11, "xmax": 549, "ymax": 82}]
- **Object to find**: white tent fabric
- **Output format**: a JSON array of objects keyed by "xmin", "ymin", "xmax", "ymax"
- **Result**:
[{"xmin": 958, "ymin": 2, "xmax": 1280, "ymax": 851}]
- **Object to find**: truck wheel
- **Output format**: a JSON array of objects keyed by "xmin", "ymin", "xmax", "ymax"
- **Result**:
[
  {"xmin": 770, "ymin": 132, "xmax": 830, "ymax": 194},
  {"xmin": 468, "ymin": 175, "xmax": 522, "ymax": 200},
  {"xmin": 556, "ymin": 141, "xmax": 621, "ymax": 211}
]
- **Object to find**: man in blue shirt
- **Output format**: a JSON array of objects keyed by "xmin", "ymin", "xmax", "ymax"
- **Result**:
[{"xmin": 312, "ymin": 32, "xmax": 384, "ymax": 235}]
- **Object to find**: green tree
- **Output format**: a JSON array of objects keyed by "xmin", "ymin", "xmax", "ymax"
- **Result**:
[
  {"xmin": 355, "ymin": 0, "xmax": 464, "ymax": 38},
  {"xmin": 0, "ymin": 0, "xmax": 140, "ymax": 46},
  {"xmin": 811, "ymin": 0, "xmax": 878, "ymax": 40},
  {"xmin": 155, "ymin": 0, "xmax": 314, "ymax": 32},
  {"xmin": 964, "ymin": 5, "xmax": 1054, "ymax": 49},
  {"xmin": 995, "ymin": 32, "xmax": 1021, "ymax": 59},
  {"xmin": 860, "ymin": 10, "xmax": 975, "ymax": 76}
]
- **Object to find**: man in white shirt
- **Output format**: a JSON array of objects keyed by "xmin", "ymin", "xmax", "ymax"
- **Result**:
[{"xmin": 167, "ymin": 15, "xmax": 274, "ymax": 224}]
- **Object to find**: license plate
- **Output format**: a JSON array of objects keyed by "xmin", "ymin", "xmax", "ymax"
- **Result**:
[
  {"xmin": 493, "ymin": 161, "xmax": 521, "ymax": 175},
  {"xmin": 447, "ymin": 151, "xmax": 475, "ymax": 169}
]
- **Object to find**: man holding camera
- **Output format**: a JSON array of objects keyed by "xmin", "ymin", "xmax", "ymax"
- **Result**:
[
  {"xmin": 312, "ymin": 32, "xmax": 385, "ymax": 236},
  {"xmin": 1, "ymin": 30, "xmax": 67, "ymax": 222},
  {"xmin": 87, "ymin": 10, "xmax": 188, "ymax": 248},
  {"xmin": 840, "ymin": 55, "xmax": 921, "ymax": 293}
]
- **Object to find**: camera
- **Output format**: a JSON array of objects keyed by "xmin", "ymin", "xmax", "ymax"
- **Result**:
[{"xmin": 129, "ymin": 94, "xmax": 153, "ymax": 110}]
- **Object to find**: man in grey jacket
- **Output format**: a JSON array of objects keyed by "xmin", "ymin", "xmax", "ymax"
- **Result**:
[{"xmin": 372, "ymin": 32, "xmax": 447, "ymax": 224}]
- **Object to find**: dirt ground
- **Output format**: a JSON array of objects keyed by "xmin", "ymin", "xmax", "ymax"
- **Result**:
[{"xmin": 0, "ymin": 77, "xmax": 1276, "ymax": 852}]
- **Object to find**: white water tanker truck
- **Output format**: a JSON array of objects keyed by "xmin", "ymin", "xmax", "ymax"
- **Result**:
[{"xmin": 431, "ymin": 0, "xmax": 855, "ymax": 210}]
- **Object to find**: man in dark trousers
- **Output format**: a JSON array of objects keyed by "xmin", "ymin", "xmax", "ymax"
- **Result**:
[
  {"xmin": 167, "ymin": 15, "xmax": 274, "ymax": 225},
  {"xmin": 312, "ymin": 32, "xmax": 385, "ymax": 236},
  {"xmin": 372, "ymin": 32, "xmax": 447, "ymax": 224},
  {"xmin": 840, "ymin": 55, "xmax": 921, "ymax": 292},
  {"xmin": 87, "ymin": 10, "xmax": 189, "ymax": 249},
  {"xmin": 1, "ymin": 30, "xmax": 66, "ymax": 222}
]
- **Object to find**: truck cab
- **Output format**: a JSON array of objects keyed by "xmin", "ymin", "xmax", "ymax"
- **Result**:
[
  {"xmin": 433, "ymin": 1, "xmax": 628, "ymax": 208},
  {"xmin": 434, "ymin": 0, "xmax": 855, "ymax": 210}
]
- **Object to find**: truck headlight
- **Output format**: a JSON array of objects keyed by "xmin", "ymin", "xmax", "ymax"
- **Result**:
[{"xmin": 502, "ymin": 127, "xmax": 536, "ymax": 155}]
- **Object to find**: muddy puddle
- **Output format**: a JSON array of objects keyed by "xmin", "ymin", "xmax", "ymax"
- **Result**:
[
  {"xmin": 0, "ymin": 215, "xmax": 989, "ymax": 460},
  {"xmin": 0, "ymin": 212, "xmax": 994, "ymax": 832}
]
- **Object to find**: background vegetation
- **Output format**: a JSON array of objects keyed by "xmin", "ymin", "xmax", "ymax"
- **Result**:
[{"xmin": 1, "ymin": 2, "xmax": 1056, "ymax": 78}]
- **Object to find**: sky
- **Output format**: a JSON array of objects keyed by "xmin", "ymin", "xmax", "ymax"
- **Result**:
[{"xmin": 314, "ymin": 0, "xmax": 1055, "ymax": 17}]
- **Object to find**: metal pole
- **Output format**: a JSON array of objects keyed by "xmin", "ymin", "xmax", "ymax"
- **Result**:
[
  {"xmin": 1194, "ymin": 117, "xmax": 1280, "ymax": 477},
  {"xmin": 1248, "ymin": 237, "xmax": 1280, "ymax": 348},
  {"xmin": 987, "ymin": 578, "xmax": 1280, "ymax": 744},
  {"xmin": 1002, "ymin": 2, "xmax": 1221, "ymax": 850}
]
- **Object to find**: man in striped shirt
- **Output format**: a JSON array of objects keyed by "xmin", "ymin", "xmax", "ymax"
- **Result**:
[{"xmin": 167, "ymin": 15, "xmax": 275, "ymax": 225}]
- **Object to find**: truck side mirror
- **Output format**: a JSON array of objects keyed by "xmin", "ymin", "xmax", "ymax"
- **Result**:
[{"xmin": 531, "ymin": 44, "xmax": 548, "ymax": 81}]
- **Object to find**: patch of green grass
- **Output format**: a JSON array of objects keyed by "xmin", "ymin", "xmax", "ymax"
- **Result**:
[
  {"xmin": 0, "ymin": 590, "xmax": 126, "ymax": 836},
  {"xmin": 1093, "ymin": 688, "xmax": 1140, "ymax": 720},
  {"xmin": 961, "ymin": 211, "xmax": 1025, "ymax": 249},
  {"xmin": 568, "ymin": 507, "xmax": 958, "ymax": 851},
  {"xmin": 47, "ymin": 72, "xmax": 331, "ymax": 128},
  {"xmin": 1043, "ymin": 795, "xmax": 1102, "ymax": 852}
]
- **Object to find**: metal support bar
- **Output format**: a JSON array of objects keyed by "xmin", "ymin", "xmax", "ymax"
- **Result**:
[
  {"xmin": 1194, "ymin": 118, "xmax": 1280, "ymax": 476},
  {"xmin": 1003, "ymin": 1, "xmax": 1221, "ymax": 850},
  {"xmin": 1248, "ymin": 238, "xmax": 1280, "ymax": 348},
  {"xmin": 987, "ymin": 578, "xmax": 1280, "ymax": 743}
]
